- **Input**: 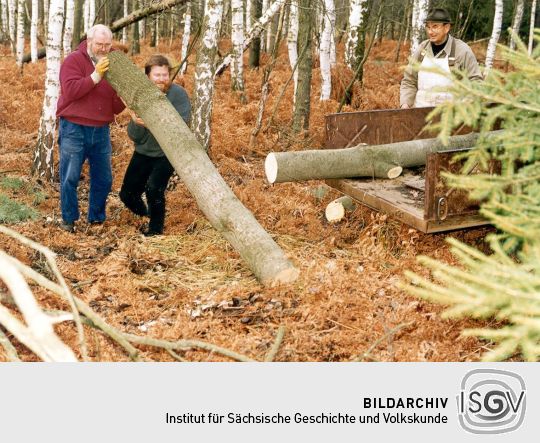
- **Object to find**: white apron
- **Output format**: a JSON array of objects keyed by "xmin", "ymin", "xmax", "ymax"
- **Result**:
[{"xmin": 414, "ymin": 54, "xmax": 453, "ymax": 107}]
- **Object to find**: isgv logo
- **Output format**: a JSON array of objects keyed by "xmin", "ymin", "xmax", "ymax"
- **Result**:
[{"xmin": 457, "ymin": 369, "xmax": 526, "ymax": 434}]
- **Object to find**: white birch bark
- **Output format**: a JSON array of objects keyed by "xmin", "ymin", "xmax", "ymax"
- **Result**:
[
  {"xmin": 156, "ymin": 14, "xmax": 160, "ymax": 46},
  {"xmin": 89, "ymin": 0, "xmax": 95, "ymax": 27},
  {"xmin": 510, "ymin": 0, "xmax": 525, "ymax": 50},
  {"xmin": 231, "ymin": 0, "xmax": 244, "ymax": 91},
  {"xmin": 63, "ymin": 0, "xmax": 75, "ymax": 56},
  {"xmin": 43, "ymin": 0, "xmax": 49, "ymax": 36},
  {"xmin": 139, "ymin": 17, "xmax": 144, "ymax": 39},
  {"xmin": 215, "ymin": 0, "xmax": 284, "ymax": 73},
  {"xmin": 33, "ymin": 0, "xmax": 65, "ymax": 180},
  {"xmin": 345, "ymin": 0, "xmax": 367, "ymax": 69},
  {"xmin": 261, "ymin": 0, "xmax": 268, "ymax": 51},
  {"xmin": 15, "ymin": 0, "xmax": 24, "ymax": 67},
  {"xmin": 319, "ymin": 0, "xmax": 334, "ymax": 100},
  {"xmin": 410, "ymin": 0, "xmax": 428, "ymax": 55},
  {"xmin": 287, "ymin": 0, "xmax": 298, "ymax": 99},
  {"xmin": 529, "ymin": 0, "xmax": 538, "ymax": 55},
  {"xmin": 122, "ymin": 0, "xmax": 128, "ymax": 44},
  {"xmin": 31, "ymin": 0, "xmax": 38, "ymax": 62},
  {"xmin": 83, "ymin": 0, "xmax": 89, "ymax": 32},
  {"xmin": 485, "ymin": 0, "xmax": 503, "ymax": 74},
  {"xmin": 193, "ymin": 0, "xmax": 223, "ymax": 150},
  {"xmin": 7, "ymin": 0, "xmax": 16, "ymax": 54},
  {"xmin": 245, "ymin": 0, "xmax": 251, "ymax": 31},
  {"xmin": 180, "ymin": 2, "xmax": 191, "ymax": 74}
]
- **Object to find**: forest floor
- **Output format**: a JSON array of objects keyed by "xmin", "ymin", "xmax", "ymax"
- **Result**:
[{"xmin": 0, "ymin": 38, "xmax": 503, "ymax": 362}]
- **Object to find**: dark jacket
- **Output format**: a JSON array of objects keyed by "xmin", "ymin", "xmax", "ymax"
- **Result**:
[
  {"xmin": 56, "ymin": 40, "xmax": 125, "ymax": 126},
  {"xmin": 127, "ymin": 84, "xmax": 191, "ymax": 158}
]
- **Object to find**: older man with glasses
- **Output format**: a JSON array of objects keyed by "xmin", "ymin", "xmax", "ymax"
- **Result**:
[
  {"xmin": 56, "ymin": 24, "xmax": 125, "ymax": 232},
  {"xmin": 400, "ymin": 8, "xmax": 482, "ymax": 109}
]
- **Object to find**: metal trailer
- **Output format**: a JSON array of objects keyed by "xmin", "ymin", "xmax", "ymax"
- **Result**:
[{"xmin": 323, "ymin": 108, "xmax": 498, "ymax": 233}]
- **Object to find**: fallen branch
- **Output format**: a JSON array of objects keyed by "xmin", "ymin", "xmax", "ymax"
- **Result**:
[
  {"xmin": 0, "ymin": 327, "xmax": 21, "ymax": 361},
  {"xmin": 264, "ymin": 325, "xmax": 286, "ymax": 362},
  {"xmin": 352, "ymin": 321, "xmax": 414, "ymax": 362}
]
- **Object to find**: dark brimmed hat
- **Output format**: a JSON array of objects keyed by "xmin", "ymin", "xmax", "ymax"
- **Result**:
[{"xmin": 425, "ymin": 8, "xmax": 453, "ymax": 24}]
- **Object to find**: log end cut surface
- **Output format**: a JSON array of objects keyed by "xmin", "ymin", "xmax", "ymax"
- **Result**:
[{"xmin": 265, "ymin": 153, "xmax": 278, "ymax": 184}]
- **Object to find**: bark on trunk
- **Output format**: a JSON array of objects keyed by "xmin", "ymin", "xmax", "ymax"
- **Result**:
[
  {"xmin": 248, "ymin": 0, "xmax": 262, "ymax": 68},
  {"xmin": 105, "ymin": 51, "xmax": 299, "ymax": 286},
  {"xmin": 130, "ymin": 0, "xmax": 140, "ymax": 54},
  {"xmin": 291, "ymin": 0, "xmax": 312, "ymax": 133},
  {"xmin": 31, "ymin": 0, "xmax": 38, "ymax": 62},
  {"xmin": 7, "ymin": 0, "xmax": 15, "ymax": 54},
  {"xmin": 265, "ymin": 132, "xmax": 499, "ymax": 184},
  {"xmin": 230, "ymin": 0, "xmax": 244, "ymax": 91},
  {"xmin": 530, "ymin": 0, "xmax": 538, "ymax": 55},
  {"xmin": 63, "ymin": 0, "xmax": 75, "ymax": 56},
  {"xmin": 15, "ymin": 0, "xmax": 24, "ymax": 67},
  {"xmin": 319, "ymin": 0, "xmax": 335, "ymax": 100},
  {"xmin": 192, "ymin": 0, "xmax": 223, "ymax": 150},
  {"xmin": 509, "ymin": 0, "xmax": 525, "ymax": 51},
  {"xmin": 72, "ymin": 0, "xmax": 83, "ymax": 49},
  {"xmin": 485, "ymin": 0, "xmax": 503, "ymax": 74},
  {"xmin": 32, "ymin": 0, "xmax": 64, "ymax": 180},
  {"xmin": 410, "ymin": 0, "xmax": 428, "ymax": 55},
  {"xmin": 287, "ymin": 0, "xmax": 298, "ymax": 99},
  {"xmin": 179, "ymin": 1, "xmax": 191, "ymax": 74}
]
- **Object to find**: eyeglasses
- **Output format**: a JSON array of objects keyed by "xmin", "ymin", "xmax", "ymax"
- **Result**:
[{"xmin": 92, "ymin": 42, "xmax": 112, "ymax": 49}]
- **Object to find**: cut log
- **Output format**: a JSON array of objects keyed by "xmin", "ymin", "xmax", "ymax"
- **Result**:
[
  {"xmin": 105, "ymin": 51, "xmax": 298, "ymax": 286},
  {"xmin": 325, "ymin": 196, "xmax": 356, "ymax": 223},
  {"xmin": 265, "ymin": 131, "xmax": 501, "ymax": 184}
]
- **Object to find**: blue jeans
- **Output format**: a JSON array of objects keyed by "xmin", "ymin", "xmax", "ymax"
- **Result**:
[{"xmin": 58, "ymin": 118, "xmax": 112, "ymax": 223}]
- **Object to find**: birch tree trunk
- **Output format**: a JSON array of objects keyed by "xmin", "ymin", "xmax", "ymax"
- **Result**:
[
  {"xmin": 231, "ymin": 0, "xmax": 244, "ymax": 91},
  {"xmin": 192, "ymin": 0, "xmax": 223, "ymax": 150},
  {"xmin": 83, "ymin": 0, "xmax": 89, "ymax": 32},
  {"xmin": 530, "ymin": 0, "xmax": 538, "ymax": 55},
  {"xmin": 245, "ymin": 0, "xmax": 251, "ymax": 31},
  {"xmin": 122, "ymin": 0, "xmax": 128, "ymax": 44},
  {"xmin": 291, "ymin": 0, "xmax": 312, "ymax": 133},
  {"xmin": 510, "ymin": 0, "xmax": 525, "ymax": 50},
  {"xmin": 7, "ymin": 0, "xmax": 16, "ymax": 54},
  {"xmin": 261, "ymin": 0, "xmax": 267, "ymax": 51},
  {"xmin": 1, "ymin": 0, "xmax": 8, "ymax": 41},
  {"xmin": 31, "ymin": 0, "xmax": 39, "ymax": 62},
  {"xmin": 156, "ymin": 14, "xmax": 160, "ymax": 47},
  {"xmin": 287, "ymin": 0, "xmax": 298, "ymax": 99},
  {"xmin": 485, "ymin": 0, "xmax": 503, "ymax": 74},
  {"xmin": 89, "ymin": 0, "xmax": 95, "ymax": 27},
  {"xmin": 180, "ymin": 1, "xmax": 191, "ymax": 74},
  {"xmin": 15, "ymin": 0, "xmax": 24, "ymax": 67},
  {"xmin": 217, "ymin": 0, "xmax": 284, "ymax": 73},
  {"xmin": 63, "ymin": 0, "xmax": 75, "ymax": 56},
  {"xmin": 43, "ymin": 0, "xmax": 49, "ymax": 36},
  {"xmin": 319, "ymin": 0, "xmax": 334, "ymax": 100},
  {"xmin": 131, "ymin": 0, "xmax": 140, "ymax": 54},
  {"xmin": 105, "ymin": 51, "xmax": 299, "ymax": 286},
  {"xmin": 410, "ymin": 0, "xmax": 428, "ymax": 55},
  {"xmin": 32, "ymin": 0, "xmax": 64, "ymax": 180},
  {"xmin": 345, "ymin": 0, "xmax": 367, "ymax": 69}
]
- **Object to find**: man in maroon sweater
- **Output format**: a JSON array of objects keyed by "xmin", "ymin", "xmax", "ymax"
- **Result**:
[{"xmin": 56, "ymin": 24, "xmax": 125, "ymax": 232}]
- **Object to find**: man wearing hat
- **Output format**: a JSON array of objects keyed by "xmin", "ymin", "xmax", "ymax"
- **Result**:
[{"xmin": 400, "ymin": 8, "xmax": 482, "ymax": 108}]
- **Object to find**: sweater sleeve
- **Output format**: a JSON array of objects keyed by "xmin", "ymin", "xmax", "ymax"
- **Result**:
[
  {"xmin": 170, "ymin": 86, "xmax": 192, "ymax": 125},
  {"xmin": 127, "ymin": 120, "xmax": 149, "ymax": 144},
  {"xmin": 112, "ymin": 93, "xmax": 126, "ymax": 115},
  {"xmin": 59, "ymin": 56, "xmax": 96, "ymax": 103},
  {"xmin": 460, "ymin": 46, "xmax": 483, "ymax": 82},
  {"xmin": 400, "ymin": 46, "xmax": 423, "ymax": 107}
]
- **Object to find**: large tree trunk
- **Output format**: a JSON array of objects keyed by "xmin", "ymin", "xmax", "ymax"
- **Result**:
[
  {"xmin": 0, "ymin": 0, "xmax": 8, "ymax": 42},
  {"xmin": 105, "ymin": 51, "xmax": 299, "ymax": 286},
  {"xmin": 15, "ymin": 0, "xmax": 24, "ymax": 67},
  {"xmin": 7, "ymin": 0, "xmax": 16, "ymax": 54},
  {"xmin": 192, "ymin": 0, "xmax": 223, "ymax": 150},
  {"xmin": 291, "ymin": 0, "xmax": 312, "ymax": 133},
  {"xmin": 32, "ymin": 0, "xmax": 65, "ymax": 180},
  {"xmin": 248, "ymin": 0, "xmax": 262, "ymax": 68},
  {"xmin": 31, "ymin": 0, "xmax": 38, "ymax": 62},
  {"xmin": 485, "ymin": 0, "xmax": 503, "ymax": 74},
  {"xmin": 265, "ymin": 132, "xmax": 496, "ymax": 184}
]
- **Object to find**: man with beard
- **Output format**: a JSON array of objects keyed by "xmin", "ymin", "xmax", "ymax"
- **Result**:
[
  {"xmin": 56, "ymin": 24, "xmax": 125, "ymax": 232},
  {"xmin": 119, "ymin": 55, "xmax": 191, "ymax": 236},
  {"xmin": 400, "ymin": 8, "xmax": 482, "ymax": 108}
]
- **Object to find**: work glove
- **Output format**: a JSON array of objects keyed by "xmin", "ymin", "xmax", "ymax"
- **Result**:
[{"xmin": 95, "ymin": 57, "xmax": 110, "ymax": 77}]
